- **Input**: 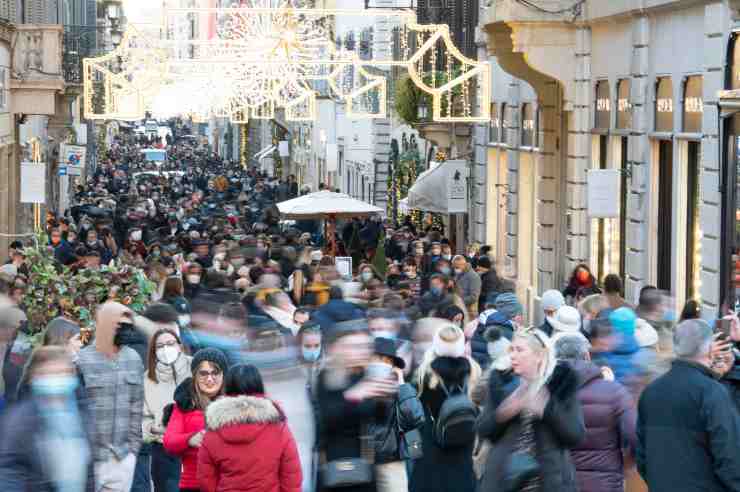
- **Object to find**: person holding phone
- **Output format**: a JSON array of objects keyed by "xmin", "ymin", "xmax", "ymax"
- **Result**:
[
  {"xmin": 369, "ymin": 337, "xmax": 425, "ymax": 492},
  {"xmin": 716, "ymin": 314, "xmax": 740, "ymax": 406}
]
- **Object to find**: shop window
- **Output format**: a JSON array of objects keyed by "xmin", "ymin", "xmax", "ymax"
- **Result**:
[
  {"xmin": 686, "ymin": 141, "xmax": 701, "ymax": 300},
  {"xmin": 657, "ymin": 140, "xmax": 674, "ymax": 291},
  {"xmin": 683, "ymin": 76, "xmax": 703, "ymax": 134},
  {"xmin": 655, "ymin": 77, "xmax": 674, "ymax": 133},
  {"xmin": 595, "ymin": 80, "xmax": 611, "ymax": 130}
]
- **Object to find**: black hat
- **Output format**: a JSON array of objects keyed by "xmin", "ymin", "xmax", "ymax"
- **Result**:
[
  {"xmin": 374, "ymin": 337, "xmax": 406, "ymax": 369},
  {"xmin": 191, "ymin": 347, "xmax": 229, "ymax": 374}
]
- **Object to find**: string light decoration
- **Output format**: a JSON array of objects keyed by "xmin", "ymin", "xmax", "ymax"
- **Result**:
[{"xmin": 83, "ymin": 2, "xmax": 490, "ymax": 123}]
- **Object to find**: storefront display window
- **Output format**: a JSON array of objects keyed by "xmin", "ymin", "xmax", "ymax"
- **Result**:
[
  {"xmin": 595, "ymin": 80, "xmax": 610, "ymax": 130},
  {"xmin": 655, "ymin": 77, "xmax": 673, "ymax": 132}
]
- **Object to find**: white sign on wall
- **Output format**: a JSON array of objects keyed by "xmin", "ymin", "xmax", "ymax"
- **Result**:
[
  {"xmin": 21, "ymin": 161, "xmax": 45, "ymax": 204},
  {"xmin": 446, "ymin": 160, "xmax": 468, "ymax": 214},
  {"xmin": 278, "ymin": 140, "xmax": 290, "ymax": 157},
  {"xmin": 326, "ymin": 143, "xmax": 338, "ymax": 172},
  {"xmin": 587, "ymin": 169, "xmax": 621, "ymax": 218}
]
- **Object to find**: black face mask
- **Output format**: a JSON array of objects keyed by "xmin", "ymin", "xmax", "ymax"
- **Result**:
[{"xmin": 113, "ymin": 321, "xmax": 135, "ymax": 347}]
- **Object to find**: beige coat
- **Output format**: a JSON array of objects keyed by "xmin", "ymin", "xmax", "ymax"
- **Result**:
[{"xmin": 142, "ymin": 354, "xmax": 192, "ymax": 443}]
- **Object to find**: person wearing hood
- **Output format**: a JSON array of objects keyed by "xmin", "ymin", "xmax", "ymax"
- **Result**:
[
  {"xmin": 164, "ymin": 348, "xmax": 228, "ymax": 492},
  {"xmin": 198, "ymin": 364, "xmax": 302, "ymax": 492},
  {"xmin": 470, "ymin": 292, "xmax": 522, "ymax": 370},
  {"xmin": 539, "ymin": 290, "xmax": 565, "ymax": 337},
  {"xmin": 591, "ymin": 308, "xmax": 655, "ymax": 397},
  {"xmin": 75, "ymin": 302, "xmax": 144, "ymax": 492},
  {"xmin": 554, "ymin": 334, "xmax": 637, "ymax": 492},
  {"xmin": 549, "ymin": 306, "xmax": 582, "ymax": 341},
  {"xmin": 310, "ymin": 286, "xmax": 365, "ymax": 330},
  {"xmin": 143, "ymin": 328, "xmax": 192, "ymax": 492}
]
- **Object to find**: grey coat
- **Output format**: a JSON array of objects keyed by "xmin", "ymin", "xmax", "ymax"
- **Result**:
[
  {"xmin": 455, "ymin": 269, "xmax": 482, "ymax": 308},
  {"xmin": 477, "ymin": 363, "xmax": 585, "ymax": 492}
]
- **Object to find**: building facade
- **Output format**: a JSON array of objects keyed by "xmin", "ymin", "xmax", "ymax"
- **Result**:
[{"xmin": 474, "ymin": 0, "xmax": 740, "ymax": 321}]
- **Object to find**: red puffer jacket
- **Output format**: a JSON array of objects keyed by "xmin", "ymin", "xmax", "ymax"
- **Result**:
[
  {"xmin": 198, "ymin": 395, "xmax": 302, "ymax": 492},
  {"xmin": 163, "ymin": 378, "xmax": 206, "ymax": 490}
]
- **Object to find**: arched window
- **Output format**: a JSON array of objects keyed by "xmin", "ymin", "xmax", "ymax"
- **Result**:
[
  {"xmin": 521, "ymin": 103, "xmax": 534, "ymax": 147},
  {"xmin": 595, "ymin": 80, "xmax": 611, "ymax": 130},
  {"xmin": 616, "ymin": 79, "xmax": 632, "ymax": 129},
  {"xmin": 683, "ymin": 76, "xmax": 703, "ymax": 133},
  {"xmin": 655, "ymin": 77, "xmax": 674, "ymax": 132}
]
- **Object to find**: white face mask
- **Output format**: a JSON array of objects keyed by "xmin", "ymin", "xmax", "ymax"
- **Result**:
[
  {"xmin": 214, "ymin": 253, "xmax": 226, "ymax": 261},
  {"xmin": 156, "ymin": 345, "xmax": 180, "ymax": 365},
  {"xmin": 443, "ymin": 254, "xmax": 452, "ymax": 260},
  {"xmin": 187, "ymin": 274, "xmax": 201, "ymax": 284},
  {"xmin": 131, "ymin": 230, "xmax": 142, "ymax": 242}
]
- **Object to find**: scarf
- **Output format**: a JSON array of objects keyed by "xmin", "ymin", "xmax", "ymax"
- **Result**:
[{"xmin": 155, "ymin": 352, "xmax": 190, "ymax": 385}]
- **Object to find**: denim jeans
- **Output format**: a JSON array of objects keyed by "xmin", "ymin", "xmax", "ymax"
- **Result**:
[
  {"xmin": 130, "ymin": 443, "xmax": 151, "ymax": 492},
  {"xmin": 151, "ymin": 442, "xmax": 182, "ymax": 492}
]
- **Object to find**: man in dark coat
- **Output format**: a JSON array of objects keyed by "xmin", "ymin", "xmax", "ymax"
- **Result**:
[
  {"xmin": 636, "ymin": 319, "xmax": 740, "ymax": 492},
  {"xmin": 555, "ymin": 334, "xmax": 637, "ymax": 492}
]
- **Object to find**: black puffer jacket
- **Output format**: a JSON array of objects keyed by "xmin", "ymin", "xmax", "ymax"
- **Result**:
[
  {"xmin": 372, "ymin": 383, "xmax": 425, "ymax": 464},
  {"xmin": 477, "ymin": 363, "xmax": 586, "ymax": 492}
]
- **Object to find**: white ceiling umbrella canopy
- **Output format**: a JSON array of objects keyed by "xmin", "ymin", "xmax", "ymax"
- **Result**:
[{"xmin": 277, "ymin": 190, "xmax": 383, "ymax": 219}]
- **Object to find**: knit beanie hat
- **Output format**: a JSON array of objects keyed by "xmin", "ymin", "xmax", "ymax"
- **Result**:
[
  {"xmin": 609, "ymin": 307, "xmax": 637, "ymax": 336},
  {"xmin": 432, "ymin": 323, "xmax": 466, "ymax": 358},
  {"xmin": 495, "ymin": 292, "xmax": 523, "ymax": 320},
  {"xmin": 191, "ymin": 347, "xmax": 229, "ymax": 374},
  {"xmin": 550, "ymin": 306, "xmax": 581, "ymax": 334},
  {"xmin": 541, "ymin": 289, "xmax": 565, "ymax": 313}
]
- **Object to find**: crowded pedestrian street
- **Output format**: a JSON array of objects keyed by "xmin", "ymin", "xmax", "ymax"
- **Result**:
[{"xmin": 3, "ymin": 1, "xmax": 740, "ymax": 492}]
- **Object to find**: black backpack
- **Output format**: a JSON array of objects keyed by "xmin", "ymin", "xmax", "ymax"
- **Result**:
[{"xmin": 430, "ymin": 379, "xmax": 478, "ymax": 449}]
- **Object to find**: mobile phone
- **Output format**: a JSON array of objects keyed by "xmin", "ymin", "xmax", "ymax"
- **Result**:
[{"xmin": 715, "ymin": 318, "xmax": 732, "ymax": 341}]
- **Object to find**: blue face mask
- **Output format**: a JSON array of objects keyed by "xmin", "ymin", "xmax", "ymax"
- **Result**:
[
  {"xmin": 31, "ymin": 375, "xmax": 78, "ymax": 397},
  {"xmin": 663, "ymin": 309, "xmax": 676, "ymax": 323},
  {"xmin": 439, "ymin": 266, "xmax": 451, "ymax": 276},
  {"xmin": 430, "ymin": 286, "xmax": 443, "ymax": 297},
  {"xmin": 302, "ymin": 347, "xmax": 321, "ymax": 362}
]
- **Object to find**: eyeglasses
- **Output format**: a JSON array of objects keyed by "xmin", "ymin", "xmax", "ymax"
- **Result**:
[
  {"xmin": 520, "ymin": 326, "xmax": 547, "ymax": 348},
  {"xmin": 197, "ymin": 370, "xmax": 223, "ymax": 380},
  {"xmin": 155, "ymin": 340, "xmax": 178, "ymax": 350}
]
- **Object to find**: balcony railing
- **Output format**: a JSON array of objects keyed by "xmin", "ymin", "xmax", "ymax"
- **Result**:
[{"xmin": 63, "ymin": 25, "xmax": 102, "ymax": 85}]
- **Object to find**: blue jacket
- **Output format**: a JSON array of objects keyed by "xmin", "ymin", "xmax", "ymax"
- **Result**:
[
  {"xmin": 311, "ymin": 300, "xmax": 365, "ymax": 329},
  {"xmin": 593, "ymin": 332, "xmax": 653, "ymax": 388}
]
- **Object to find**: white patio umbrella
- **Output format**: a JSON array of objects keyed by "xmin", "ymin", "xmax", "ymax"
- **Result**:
[{"xmin": 276, "ymin": 190, "xmax": 383, "ymax": 220}]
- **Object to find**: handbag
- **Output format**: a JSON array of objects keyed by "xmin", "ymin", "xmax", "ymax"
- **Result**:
[
  {"xmin": 321, "ymin": 428, "xmax": 374, "ymax": 488},
  {"xmin": 503, "ymin": 451, "xmax": 540, "ymax": 492},
  {"xmin": 399, "ymin": 427, "xmax": 423, "ymax": 460}
]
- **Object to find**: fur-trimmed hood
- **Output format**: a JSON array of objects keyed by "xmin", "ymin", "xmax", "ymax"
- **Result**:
[
  {"xmin": 205, "ymin": 395, "xmax": 285, "ymax": 444},
  {"xmin": 546, "ymin": 362, "xmax": 579, "ymax": 402}
]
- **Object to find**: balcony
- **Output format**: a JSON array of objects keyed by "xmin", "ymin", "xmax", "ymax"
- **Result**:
[
  {"xmin": 63, "ymin": 25, "xmax": 101, "ymax": 85},
  {"xmin": 482, "ymin": 0, "xmax": 582, "ymax": 25},
  {"xmin": 10, "ymin": 25, "xmax": 65, "ymax": 115}
]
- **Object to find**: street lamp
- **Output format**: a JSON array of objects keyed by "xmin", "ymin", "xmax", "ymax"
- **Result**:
[{"xmin": 417, "ymin": 96, "xmax": 429, "ymax": 121}]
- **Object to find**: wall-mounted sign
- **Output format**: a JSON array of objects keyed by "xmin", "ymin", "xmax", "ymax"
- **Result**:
[
  {"xmin": 616, "ymin": 79, "xmax": 632, "ymax": 129},
  {"xmin": 595, "ymin": 80, "xmax": 611, "ymax": 130},
  {"xmin": 587, "ymin": 169, "xmax": 621, "ymax": 218},
  {"xmin": 521, "ymin": 103, "xmax": 535, "ymax": 147},
  {"xmin": 655, "ymin": 77, "xmax": 674, "ymax": 132},
  {"xmin": 21, "ymin": 162, "xmax": 46, "ymax": 204},
  {"xmin": 683, "ymin": 75, "xmax": 703, "ymax": 133}
]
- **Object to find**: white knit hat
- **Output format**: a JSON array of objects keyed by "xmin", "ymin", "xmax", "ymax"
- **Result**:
[
  {"xmin": 541, "ymin": 289, "xmax": 565, "ymax": 312},
  {"xmin": 550, "ymin": 306, "xmax": 581, "ymax": 334},
  {"xmin": 432, "ymin": 324, "xmax": 466, "ymax": 358}
]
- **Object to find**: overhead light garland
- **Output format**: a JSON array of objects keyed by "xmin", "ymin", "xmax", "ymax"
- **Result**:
[{"xmin": 84, "ymin": 1, "xmax": 490, "ymax": 123}]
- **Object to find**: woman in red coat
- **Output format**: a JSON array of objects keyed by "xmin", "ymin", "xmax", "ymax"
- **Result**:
[
  {"xmin": 198, "ymin": 364, "xmax": 302, "ymax": 492},
  {"xmin": 164, "ymin": 348, "xmax": 228, "ymax": 492}
]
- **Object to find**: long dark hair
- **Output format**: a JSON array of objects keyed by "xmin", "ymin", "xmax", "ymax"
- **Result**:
[
  {"xmin": 146, "ymin": 328, "xmax": 183, "ymax": 383},
  {"xmin": 225, "ymin": 364, "xmax": 265, "ymax": 396}
]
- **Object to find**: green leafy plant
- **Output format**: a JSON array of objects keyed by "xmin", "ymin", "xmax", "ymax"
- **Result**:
[
  {"xmin": 23, "ymin": 233, "xmax": 156, "ymax": 335},
  {"xmin": 394, "ymin": 71, "xmax": 463, "ymax": 125}
]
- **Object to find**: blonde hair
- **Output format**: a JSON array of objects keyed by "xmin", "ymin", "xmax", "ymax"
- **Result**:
[
  {"xmin": 416, "ymin": 321, "xmax": 481, "ymax": 398},
  {"xmin": 512, "ymin": 328, "xmax": 556, "ymax": 394}
]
